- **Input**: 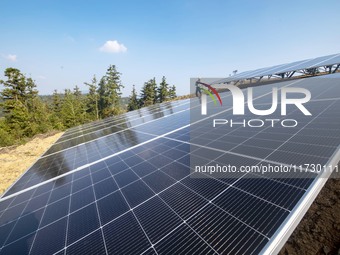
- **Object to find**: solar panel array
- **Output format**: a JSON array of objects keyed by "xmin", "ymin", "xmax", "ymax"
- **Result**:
[
  {"xmin": 0, "ymin": 71, "xmax": 339, "ymax": 254},
  {"xmin": 216, "ymin": 53, "xmax": 340, "ymax": 84}
]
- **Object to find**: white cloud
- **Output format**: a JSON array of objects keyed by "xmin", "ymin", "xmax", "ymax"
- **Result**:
[
  {"xmin": 99, "ymin": 40, "xmax": 127, "ymax": 53},
  {"xmin": 6, "ymin": 54, "xmax": 17, "ymax": 62}
]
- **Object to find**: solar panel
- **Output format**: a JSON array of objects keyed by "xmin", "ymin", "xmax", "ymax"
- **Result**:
[
  {"xmin": 217, "ymin": 53, "xmax": 340, "ymax": 84},
  {"xmin": 0, "ymin": 72, "xmax": 339, "ymax": 254}
]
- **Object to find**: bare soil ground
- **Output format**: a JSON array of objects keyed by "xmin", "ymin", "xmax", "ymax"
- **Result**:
[
  {"xmin": 0, "ymin": 133, "xmax": 339, "ymax": 254},
  {"xmin": 0, "ymin": 132, "xmax": 63, "ymax": 195},
  {"xmin": 280, "ymin": 176, "xmax": 340, "ymax": 255}
]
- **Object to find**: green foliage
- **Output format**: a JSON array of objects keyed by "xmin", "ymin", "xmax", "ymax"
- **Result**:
[
  {"xmin": 0, "ymin": 66, "xmax": 178, "ymax": 147},
  {"xmin": 127, "ymin": 85, "xmax": 139, "ymax": 111},
  {"xmin": 28, "ymin": 97, "xmax": 53, "ymax": 134},
  {"xmin": 85, "ymin": 75, "xmax": 99, "ymax": 120},
  {"xmin": 98, "ymin": 65, "xmax": 124, "ymax": 118},
  {"xmin": 138, "ymin": 77, "xmax": 177, "ymax": 108},
  {"xmin": 52, "ymin": 90, "xmax": 62, "ymax": 113},
  {"xmin": 49, "ymin": 90, "xmax": 65, "ymax": 130},
  {"xmin": 60, "ymin": 88, "xmax": 86, "ymax": 128},
  {"xmin": 0, "ymin": 68, "xmax": 27, "ymax": 110},
  {"xmin": 0, "ymin": 68, "xmax": 40, "ymax": 142},
  {"xmin": 157, "ymin": 76, "xmax": 169, "ymax": 103},
  {"xmin": 169, "ymin": 85, "xmax": 177, "ymax": 99},
  {"xmin": 140, "ymin": 78, "xmax": 157, "ymax": 107},
  {"xmin": 0, "ymin": 118, "xmax": 14, "ymax": 146}
]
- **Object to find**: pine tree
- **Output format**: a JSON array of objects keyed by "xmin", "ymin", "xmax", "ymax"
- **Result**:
[
  {"xmin": 169, "ymin": 85, "xmax": 177, "ymax": 99},
  {"xmin": 29, "ymin": 96, "xmax": 52, "ymax": 134},
  {"xmin": 25, "ymin": 77, "xmax": 39, "ymax": 111},
  {"xmin": 151, "ymin": 78, "xmax": 158, "ymax": 104},
  {"xmin": 0, "ymin": 68, "xmax": 37, "ymax": 138},
  {"xmin": 127, "ymin": 85, "xmax": 139, "ymax": 111},
  {"xmin": 60, "ymin": 88, "xmax": 86, "ymax": 128},
  {"xmin": 0, "ymin": 68, "xmax": 27, "ymax": 114},
  {"xmin": 51, "ymin": 90, "xmax": 62, "ymax": 114},
  {"xmin": 158, "ymin": 76, "xmax": 169, "ymax": 103},
  {"xmin": 85, "ymin": 75, "xmax": 99, "ymax": 120},
  {"xmin": 73, "ymin": 86, "xmax": 86, "ymax": 123},
  {"xmin": 49, "ymin": 90, "xmax": 64, "ymax": 130},
  {"xmin": 98, "ymin": 77, "xmax": 106, "ymax": 116},
  {"xmin": 140, "ymin": 78, "xmax": 157, "ymax": 107},
  {"xmin": 98, "ymin": 65, "xmax": 124, "ymax": 117},
  {"xmin": 73, "ymin": 85, "xmax": 82, "ymax": 97}
]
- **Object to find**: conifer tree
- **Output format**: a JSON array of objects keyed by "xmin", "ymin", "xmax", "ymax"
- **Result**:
[
  {"xmin": 85, "ymin": 75, "xmax": 99, "ymax": 120},
  {"xmin": 140, "ymin": 78, "xmax": 157, "ymax": 107},
  {"xmin": 60, "ymin": 88, "xmax": 86, "ymax": 128},
  {"xmin": 51, "ymin": 90, "xmax": 62, "ymax": 114},
  {"xmin": 49, "ymin": 90, "xmax": 64, "ymax": 130},
  {"xmin": 158, "ymin": 76, "xmax": 169, "ymax": 103},
  {"xmin": 0, "ymin": 68, "xmax": 37, "ymax": 138},
  {"xmin": 98, "ymin": 65, "xmax": 124, "ymax": 117},
  {"xmin": 127, "ymin": 85, "xmax": 139, "ymax": 111},
  {"xmin": 169, "ymin": 85, "xmax": 177, "ymax": 99}
]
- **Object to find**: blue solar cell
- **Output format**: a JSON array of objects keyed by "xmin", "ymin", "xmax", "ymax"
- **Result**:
[
  {"xmin": 187, "ymin": 203, "xmax": 268, "ymax": 254},
  {"xmin": 70, "ymin": 186, "xmax": 95, "ymax": 212},
  {"xmin": 97, "ymin": 191, "xmax": 129, "ymax": 225},
  {"xmin": 67, "ymin": 203, "xmax": 100, "ymax": 245},
  {"xmin": 30, "ymin": 217, "xmax": 67, "ymax": 254},
  {"xmin": 41, "ymin": 196, "xmax": 69, "ymax": 227},
  {"xmin": 121, "ymin": 180, "xmax": 154, "ymax": 208},
  {"xmin": 213, "ymin": 187, "xmax": 289, "ymax": 236},
  {"xmin": 142, "ymin": 171, "xmax": 176, "ymax": 193},
  {"xmin": 103, "ymin": 212, "xmax": 150, "ymax": 254},
  {"xmin": 0, "ymin": 67, "xmax": 339, "ymax": 255},
  {"xmin": 6, "ymin": 208, "xmax": 44, "ymax": 244},
  {"xmin": 159, "ymin": 183, "xmax": 207, "ymax": 220},
  {"xmin": 66, "ymin": 229, "xmax": 106, "ymax": 255},
  {"xmin": 234, "ymin": 176, "xmax": 305, "ymax": 211},
  {"xmin": 93, "ymin": 177, "xmax": 118, "ymax": 199},
  {"xmin": 161, "ymin": 162, "xmax": 191, "ymax": 180},
  {"xmin": 154, "ymin": 224, "xmax": 216, "ymax": 254},
  {"xmin": 134, "ymin": 196, "xmax": 182, "ymax": 244},
  {"xmin": 114, "ymin": 169, "xmax": 139, "ymax": 188}
]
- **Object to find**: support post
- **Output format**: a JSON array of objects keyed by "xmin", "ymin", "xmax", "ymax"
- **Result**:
[
  {"xmin": 333, "ymin": 64, "xmax": 340, "ymax": 73},
  {"xmin": 288, "ymin": 71, "xmax": 295, "ymax": 78}
]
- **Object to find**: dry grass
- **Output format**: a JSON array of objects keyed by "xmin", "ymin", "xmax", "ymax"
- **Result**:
[{"xmin": 0, "ymin": 132, "xmax": 63, "ymax": 195}]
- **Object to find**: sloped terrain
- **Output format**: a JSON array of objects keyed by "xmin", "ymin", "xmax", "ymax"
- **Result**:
[{"xmin": 0, "ymin": 132, "xmax": 63, "ymax": 195}]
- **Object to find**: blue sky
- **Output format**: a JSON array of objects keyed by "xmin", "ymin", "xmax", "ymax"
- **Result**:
[{"xmin": 1, "ymin": 0, "xmax": 340, "ymax": 96}]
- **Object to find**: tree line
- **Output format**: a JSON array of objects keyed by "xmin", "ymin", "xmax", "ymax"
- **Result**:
[{"xmin": 0, "ymin": 65, "xmax": 177, "ymax": 146}]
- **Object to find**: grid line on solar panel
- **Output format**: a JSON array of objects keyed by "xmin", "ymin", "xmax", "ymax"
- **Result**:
[
  {"xmin": 0, "ymin": 72, "xmax": 340, "ymax": 253},
  {"xmin": 60, "ymin": 84, "xmax": 239, "ymax": 141},
  {"xmin": 215, "ymin": 53, "xmax": 340, "ymax": 83},
  {"xmin": 0, "ymin": 135, "xmax": 310, "ymax": 253},
  {"xmin": 60, "ymin": 100, "xmax": 183, "ymax": 135},
  {"xmin": 0, "ymin": 162, "xmax": 332, "ymax": 254},
  {"xmin": 161, "ymin": 132, "xmax": 324, "ymax": 177},
  {"xmin": 155, "ymin": 134, "xmax": 316, "ymax": 189},
  {"xmin": 2, "ymin": 126, "xmax": 330, "ymax": 203},
  {"xmin": 43, "ymin": 103, "xmax": 191, "ymax": 156},
  {"xmin": 129, "ymin": 153, "xmax": 272, "ymax": 253},
  {"xmin": 1, "ymin": 109, "xmax": 330, "ymax": 203},
  {"xmin": 57, "ymin": 100, "xmax": 191, "ymax": 143},
  {"xmin": 3, "ymin": 78, "xmax": 295, "ymax": 196},
  {"xmin": 188, "ymin": 93, "xmax": 339, "ymax": 169},
  {"xmin": 0, "ymin": 176, "xmax": 63, "ymax": 252},
  {"xmin": 153, "ymin": 223, "xmax": 217, "ymax": 255},
  {"xmin": 61, "ymin": 100, "xmax": 188, "ymax": 135},
  {"xmin": 1, "ymin": 131, "xmax": 158, "ymax": 197}
]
